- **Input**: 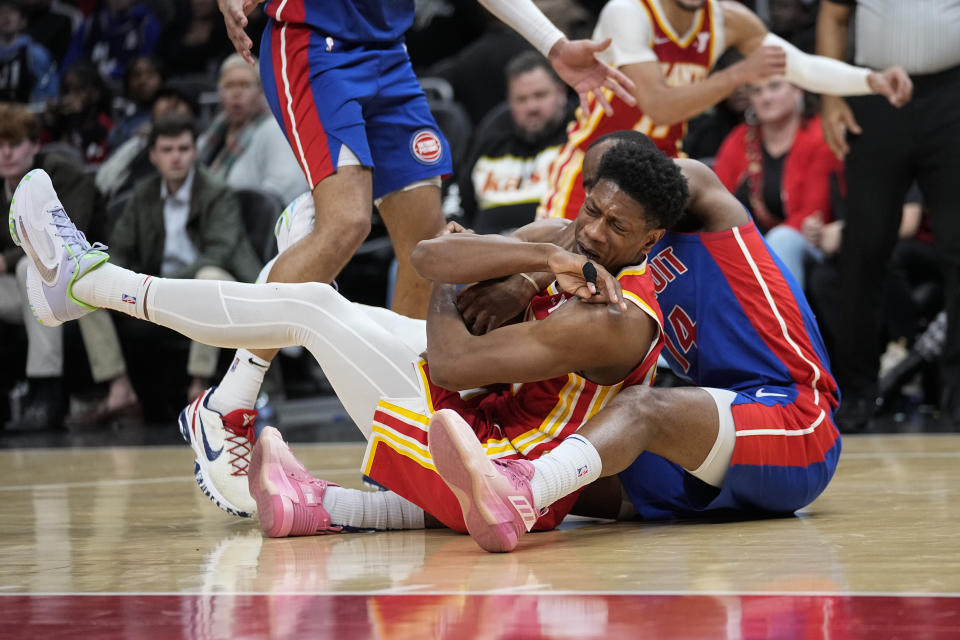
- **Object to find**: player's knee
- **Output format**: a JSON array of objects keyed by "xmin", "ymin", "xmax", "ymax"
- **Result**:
[
  {"xmin": 309, "ymin": 210, "xmax": 371, "ymax": 248},
  {"xmin": 609, "ymin": 385, "xmax": 670, "ymax": 441}
]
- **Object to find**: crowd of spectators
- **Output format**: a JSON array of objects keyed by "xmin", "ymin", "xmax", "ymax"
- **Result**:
[{"xmin": 0, "ymin": 0, "xmax": 949, "ymax": 433}]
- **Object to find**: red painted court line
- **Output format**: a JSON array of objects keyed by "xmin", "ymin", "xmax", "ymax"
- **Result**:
[{"xmin": 2, "ymin": 594, "xmax": 958, "ymax": 639}]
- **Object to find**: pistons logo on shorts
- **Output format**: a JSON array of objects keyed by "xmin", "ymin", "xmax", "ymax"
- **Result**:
[{"xmin": 410, "ymin": 129, "xmax": 443, "ymax": 165}]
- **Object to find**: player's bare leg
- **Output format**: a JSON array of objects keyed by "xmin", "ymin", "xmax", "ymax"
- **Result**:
[
  {"xmin": 430, "ymin": 386, "xmax": 724, "ymax": 551},
  {"xmin": 578, "ymin": 386, "xmax": 720, "ymax": 475},
  {"xmin": 246, "ymin": 165, "xmax": 374, "ymax": 365},
  {"xmin": 376, "ymin": 183, "xmax": 446, "ymax": 319}
]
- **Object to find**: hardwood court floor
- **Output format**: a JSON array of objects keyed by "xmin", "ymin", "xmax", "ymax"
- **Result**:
[{"xmin": 1, "ymin": 435, "xmax": 959, "ymax": 638}]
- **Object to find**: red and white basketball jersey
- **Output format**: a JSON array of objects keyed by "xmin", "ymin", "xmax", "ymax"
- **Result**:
[{"xmin": 541, "ymin": 0, "xmax": 721, "ymax": 220}]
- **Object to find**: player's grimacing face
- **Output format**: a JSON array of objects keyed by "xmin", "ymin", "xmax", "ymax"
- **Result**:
[{"xmin": 574, "ymin": 179, "xmax": 663, "ymax": 272}]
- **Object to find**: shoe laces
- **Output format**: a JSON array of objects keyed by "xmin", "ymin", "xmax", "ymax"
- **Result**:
[
  {"xmin": 492, "ymin": 458, "xmax": 533, "ymax": 491},
  {"xmin": 223, "ymin": 418, "xmax": 256, "ymax": 477},
  {"xmin": 50, "ymin": 206, "xmax": 107, "ymax": 259}
]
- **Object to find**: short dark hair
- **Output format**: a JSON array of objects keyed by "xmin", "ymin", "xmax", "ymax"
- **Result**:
[
  {"xmin": 151, "ymin": 85, "xmax": 198, "ymax": 117},
  {"xmin": 149, "ymin": 112, "xmax": 198, "ymax": 148},
  {"xmin": 505, "ymin": 50, "xmax": 561, "ymax": 85},
  {"xmin": 588, "ymin": 129, "xmax": 658, "ymax": 153},
  {"xmin": 594, "ymin": 141, "xmax": 688, "ymax": 230}
]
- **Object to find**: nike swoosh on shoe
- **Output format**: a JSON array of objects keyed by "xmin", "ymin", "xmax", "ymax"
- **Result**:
[
  {"xmin": 19, "ymin": 219, "xmax": 59, "ymax": 284},
  {"xmin": 196, "ymin": 412, "xmax": 224, "ymax": 461}
]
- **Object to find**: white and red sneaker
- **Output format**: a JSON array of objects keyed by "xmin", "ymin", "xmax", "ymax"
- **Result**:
[
  {"xmin": 179, "ymin": 388, "xmax": 258, "ymax": 517},
  {"xmin": 248, "ymin": 426, "xmax": 343, "ymax": 538},
  {"xmin": 428, "ymin": 409, "xmax": 542, "ymax": 553}
]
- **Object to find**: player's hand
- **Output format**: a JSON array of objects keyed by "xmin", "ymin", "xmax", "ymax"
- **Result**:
[
  {"xmin": 734, "ymin": 45, "xmax": 786, "ymax": 85},
  {"xmin": 868, "ymin": 66, "xmax": 913, "ymax": 108},
  {"xmin": 457, "ymin": 276, "xmax": 534, "ymax": 335},
  {"xmin": 547, "ymin": 250, "xmax": 626, "ymax": 310},
  {"xmin": 548, "ymin": 37, "xmax": 637, "ymax": 116},
  {"xmin": 218, "ymin": 0, "xmax": 264, "ymax": 66},
  {"xmin": 820, "ymin": 94, "xmax": 860, "ymax": 159},
  {"xmin": 439, "ymin": 220, "xmax": 471, "ymax": 236}
]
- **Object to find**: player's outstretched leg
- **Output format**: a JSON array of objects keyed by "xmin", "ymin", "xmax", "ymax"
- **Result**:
[
  {"xmin": 8, "ymin": 169, "xmax": 260, "ymax": 517},
  {"xmin": 8, "ymin": 169, "xmax": 108, "ymax": 326},
  {"xmin": 248, "ymin": 427, "xmax": 343, "ymax": 538},
  {"xmin": 179, "ymin": 192, "xmax": 315, "ymax": 519},
  {"xmin": 428, "ymin": 409, "xmax": 541, "ymax": 552}
]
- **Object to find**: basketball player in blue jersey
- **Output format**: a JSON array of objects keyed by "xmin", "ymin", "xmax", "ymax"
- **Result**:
[
  {"xmin": 169, "ymin": 0, "xmax": 639, "ymax": 517},
  {"xmin": 429, "ymin": 130, "xmax": 842, "ymax": 552}
]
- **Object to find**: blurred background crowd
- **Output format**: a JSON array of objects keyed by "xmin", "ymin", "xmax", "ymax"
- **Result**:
[{"xmin": 0, "ymin": 0, "xmax": 946, "ymax": 436}]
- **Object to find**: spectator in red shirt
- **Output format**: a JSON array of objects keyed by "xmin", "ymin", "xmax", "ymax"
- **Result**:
[{"xmin": 713, "ymin": 75, "xmax": 842, "ymax": 289}]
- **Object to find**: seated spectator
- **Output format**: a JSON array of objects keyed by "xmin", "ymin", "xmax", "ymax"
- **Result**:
[
  {"xmin": 22, "ymin": 0, "xmax": 79, "ymax": 64},
  {"xmin": 197, "ymin": 54, "xmax": 306, "ymax": 204},
  {"xmin": 459, "ymin": 51, "xmax": 573, "ymax": 234},
  {"xmin": 0, "ymin": 102, "xmax": 138, "ymax": 429},
  {"xmin": 107, "ymin": 55, "xmax": 164, "ymax": 151},
  {"xmin": 155, "ymin": 0, "xmax": 232, "ymax": 78},
  {"xmin": 61, "ymin": 0, "xmax": 161, "ymax": 82},
  {"xmin": 713, "ymin": 75, "xmax": 841, "ymax": 288},
  {"xmin": 0, "ymin": 0, "xmax": 58, "ymax": 104},
  {"xmin": 427, "ymin": 18, "xmax": 533, "ymax": 127},
  {"xmin": 110, "ymin": 112, "xmax": 262, "ymax": 402},
  {"xmin": 96, "ymin": 85, "xmax": 196, "ymax": 200},
  {"xmin": 683, "ymin": 51, "xmax": 750, "ymax": 163},
  {"xmin": 40, "ymin": 60, "xmax": 113, "ymax": 163}
]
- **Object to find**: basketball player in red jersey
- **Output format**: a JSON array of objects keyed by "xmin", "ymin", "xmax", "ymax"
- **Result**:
[{"xmin": 540, "ymin": 0, "xmax": 913, "ymax": 220}]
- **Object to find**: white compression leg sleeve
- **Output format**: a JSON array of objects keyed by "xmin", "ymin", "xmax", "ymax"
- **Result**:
[{"xmin": 73, "ymin": 264, "xmax": 422, "ymax": 438}]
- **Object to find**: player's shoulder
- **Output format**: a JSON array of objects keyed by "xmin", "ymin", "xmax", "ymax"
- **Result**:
[
  {"xmin": 718, "ymin": 0, "xmax": 767, "ymax": 39},
  {"xmin": 598, "ymin": 0, "xmax": 653, "ymax": 24},
  {"xmin": 616, "ymin": 263, "xmax": 662, "ymax": 316}
]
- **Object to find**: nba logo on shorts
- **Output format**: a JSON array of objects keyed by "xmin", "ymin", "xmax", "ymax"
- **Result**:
[{"xmin": 410, "ymin": 129, "xmax": 442, "ymax": 165}]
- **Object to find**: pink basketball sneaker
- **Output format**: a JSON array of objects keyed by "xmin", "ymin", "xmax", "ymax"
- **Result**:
[
  {"xmin": 249, "ymin": 426, "xmax": 343, "ymax": 538},
  {"xmin": 428, "ymin": 409, "xmax": 542, "ymax": 553}
]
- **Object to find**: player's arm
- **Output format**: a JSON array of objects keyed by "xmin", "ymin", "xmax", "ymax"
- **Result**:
[
  {"xmin": 454, "ymin": 220, "xmax": 577, "ymax": 336},
  {"xmin": 724, "ymin": 2, "xmax": 911, "ymax": 108},
  {"xmin": 675, "ymin": 158, "xmax": 750, "ymax": 232},
  {"xmin": 411, "ymin": 229, "xmax": 625, "ymax": 308},
  {"xmin": 813, "ymin": 0, "xmax": 897, "ymax": 159},
  {"xmin": 427, "ymin": 283, "xmax": 656, "ymax": 390},
  {"xmin": 599, "ymin": 0, "xmax": 782, "ymax": 127},
  {"xmin": 477, "ymin": 0, "xmax": 636, "ymax": 115}
]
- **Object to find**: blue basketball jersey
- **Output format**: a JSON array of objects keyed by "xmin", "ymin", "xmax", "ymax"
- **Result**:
[
  {"xmin": 648, "ymin": 222, "xmax": 838, "ymax": 401},
  {"xmin": 265, "ymin": 0, "xmax": 414, "ymax": 43}
]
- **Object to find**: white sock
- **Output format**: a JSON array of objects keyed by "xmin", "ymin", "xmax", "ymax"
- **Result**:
[
  {"xmin": 322, "ymin": 486, "xmax": 425, "ymax": 530},
  {"xmin": 530, "ymin": 434, "xmax": 602, "ymax": 510},
  {"xmin": 72, "ymin": 263, "xmax": 153, "ymax": 320},
  {"xmin": 209, "ymin": 349, "xmax": 270, "ymax": 413}
]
